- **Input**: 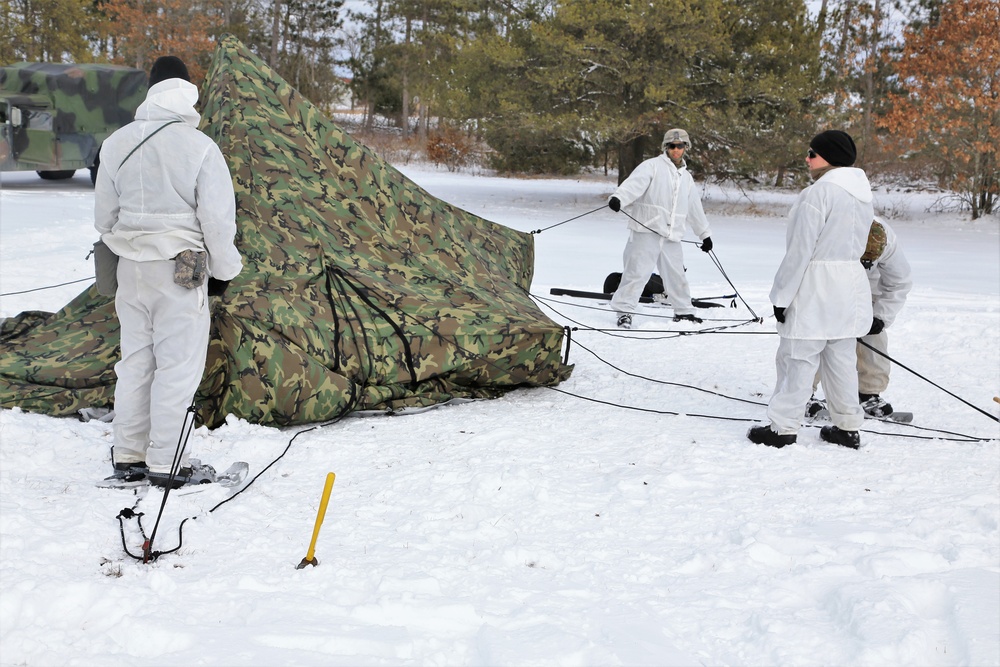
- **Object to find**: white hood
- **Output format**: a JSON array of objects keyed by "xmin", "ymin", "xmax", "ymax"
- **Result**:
[
  {"xmin": 134, "ymin": 79, "xmax": 201, "ymax": 127},
  {"xmin": 818, "ymin": 167, "xmax": 873, "ymax": 203}
]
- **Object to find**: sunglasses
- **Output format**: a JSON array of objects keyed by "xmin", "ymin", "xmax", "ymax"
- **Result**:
[
  {"xmin": 807, "ymin": 149, "xmax": 818, "ymax": 159},
  {"xmin": 666, "ymin": 143, "xmax": 686, "ymax": 150}
]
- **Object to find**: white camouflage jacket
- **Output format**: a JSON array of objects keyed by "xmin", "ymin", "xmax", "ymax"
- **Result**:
[
  {"xmin": 868, "ymin": 218, "xmax": 912, "ymax": 328},
  {"xmin": 770, "ymin": 167, "xmax": 874, "ymax": 340},
  {"xmin": 94, "ymin": 79, "xmax": 242, "ymax": 281},
  {"xmin": 609, "ymin": 154, "xmax": 711, "ymax": 242}
]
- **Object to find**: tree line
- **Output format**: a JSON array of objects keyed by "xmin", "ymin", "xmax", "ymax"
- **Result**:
[{"xmin": 1, "ymin": 0, "xmax": 996, "ymax": 218}]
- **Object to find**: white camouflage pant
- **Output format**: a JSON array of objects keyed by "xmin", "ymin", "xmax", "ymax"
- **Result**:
[
  {"xmin": 768, "ymin": 337, "xmax": 864, "ymax": 435},
  {"xmin": 610, "ymin": 230, "xmax": 695, "ymax": 316},
  {"xmin": 812, "ymin": 330, "xmax": 891, "ymax": 396},
  {"xmin": 112, "ymin": 258, "xmax": 210, "ymax": 472}
]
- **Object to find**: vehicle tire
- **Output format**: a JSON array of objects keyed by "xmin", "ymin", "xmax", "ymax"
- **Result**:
[
  {"xmin": 90, "ymin": 148, "xmax": 101, "ymax": 185},
  {"xmin": 36, "ymin": 170, "xmax": 77, "ymax": 180}
]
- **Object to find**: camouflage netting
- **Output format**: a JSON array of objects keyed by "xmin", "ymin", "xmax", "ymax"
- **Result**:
[{"xmin": 0, "ymin": 34, "xmax": 573, "ymax": 428}]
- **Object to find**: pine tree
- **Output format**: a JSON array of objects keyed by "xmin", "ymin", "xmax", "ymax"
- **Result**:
[
  {"xmin": 696, "ymin": 0, "xmax": 822, "ymax": 185},
  {"xmin": 1, "ymin": 0, "xmax": 94, "ymax": 63},
  {"xmin": 95, "ymin": 0, "xmax": 222, "ymax": 79}
]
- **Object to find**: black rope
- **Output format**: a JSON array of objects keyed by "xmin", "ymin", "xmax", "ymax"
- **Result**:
[
  {"xmin": 522, "ymin": 201, "xmax": 760, "ymax": 322},
  {"xmin": 328, "ymin": 269, "xmax": 379, "ymax": 383},
  {"xmin": 571, "ymin": 338, "xmax": 769, "ymax": 407},
  {"xmin": 703, "ymin": 246, "xmax": 759, "ymax": 319},
  {"xmin": 116, "ymin": 506, "xmax": 147, "ymax": 561},
  {"xmin": 616, "ymin": 208, "xmax": 760, "ymax": 320},
  {"xmin": 858, "ymin": 338, "xmax": 999, "ymax": 423},
  {"xmin": 529, "ymin": 205, "xmax": 606, "ymax": 234},
  {"xmin": 0, "ymin": 276, "xmax": 94, "ymax": 297},
  {"xmin": 566, "ymin": 330, "xmax": 993, "ymax": 442},
  {"xmin": 331, "ymin": 267, "xmax": 419, "ymax": 389},
  {"xmin": 117, "ymin": 382, "xmax": 366, "ymax": 563},
  {"xmin": 535, "ymin": 290, "xmax": 994, "ymax": 438},
  {"xmin": 323, "ymin": 267, "xmax": 344, "ymax": 373},
  {"xmin": 330, "ymin": 275, "xmax": 994, "ymax": 443}
]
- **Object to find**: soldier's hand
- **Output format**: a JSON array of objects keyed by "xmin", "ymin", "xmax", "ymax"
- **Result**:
[
  {"xmin": 608, "ymin": 197, "xmax": 621, "ymax": 212},
  {"xmin": 700, "ymin": 236, "xmax": 713, "ymax": 253},
  {"xmin": 773, "ymin": 306, "xmax": 786, "ymax": 323},
  {"xmin": 867, "ymin": 317, "xmax": 885, "ymax": 336},
  {"xmin": 208, "ymin": 278, "xmax": 230, "ymax": 297}
]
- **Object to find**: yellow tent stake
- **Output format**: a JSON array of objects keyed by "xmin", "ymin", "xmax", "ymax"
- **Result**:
[{"xmin": 297, "ymin": 472, "xmax": 335, "ymax": 569}]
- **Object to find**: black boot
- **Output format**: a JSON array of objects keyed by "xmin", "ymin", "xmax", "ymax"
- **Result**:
[
  {"xmin": 747, "ymin": 425, "xmax": 797, "ymax": 448},
  {"xmin": 820, "ymin": 425, "xmax": 860, "ymax": 449}
]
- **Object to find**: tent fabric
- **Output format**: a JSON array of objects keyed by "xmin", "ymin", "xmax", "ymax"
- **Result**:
[{"xmin": 0, "ymin": 34, "xmax": 573, "ymax": 428}]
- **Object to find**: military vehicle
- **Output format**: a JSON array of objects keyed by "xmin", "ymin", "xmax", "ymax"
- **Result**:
[{"xmin": 0, "ymin": 63, "xmax": 146, "ymax": 184}]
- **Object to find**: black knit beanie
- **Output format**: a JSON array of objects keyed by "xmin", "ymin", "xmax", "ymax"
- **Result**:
[
  {"xmin": 148, "ymin": 56, "xmax": 190, "ymax": 88},
  {"xmin": 809, "ymin": 130, "xmax": 857, "ymax": 167}
]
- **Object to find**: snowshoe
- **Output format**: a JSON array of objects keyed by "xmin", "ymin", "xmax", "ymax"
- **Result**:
[
  {"xmin": 148, "ymin": 461, "xmax": 218, "ymax": 489},
  {"xmin": 860, "ymin": 393, "xmax": 893, "ymax": 418},
  {"xmin": 96, "ymin": 461, "xmax": 149, "ymax": 489},
  {"xmin": 147, "ymin": 459, "xmax": 249, "ymax": 490},
  {"xmin": 616, "ymin": 313, "xmax": 633, "ymax": 329}
]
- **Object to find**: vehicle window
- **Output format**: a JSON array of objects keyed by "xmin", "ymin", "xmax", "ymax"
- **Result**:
[{"xmin": 27, "ymin": 109, "xmax": 53, "ymax": 131}]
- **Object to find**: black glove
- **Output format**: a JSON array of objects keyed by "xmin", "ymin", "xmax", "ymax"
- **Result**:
[
  {"xmin": 207, "ymin": 278, "xmax": 230, "ymax": 297},
  {"xmin": 867, "ymin": 317, "xmax": 885, "ymax": 336},
  {"xmin": 773, "ymin": 306, "xmax": 786, "ymax": 323},
  {"xmin": 700, "ymin": 236, "xmax": 713, "ymax": 253},
  {"xmin": 608, "ymin": 196, "xmax": 621, "ymax": 212}
]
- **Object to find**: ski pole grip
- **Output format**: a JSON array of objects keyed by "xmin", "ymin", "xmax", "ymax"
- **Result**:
[{"xmin": 305, "ymin": 472, "xmax": 336, "ymax": 562}]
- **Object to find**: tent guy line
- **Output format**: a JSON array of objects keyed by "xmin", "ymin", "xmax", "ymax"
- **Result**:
[
  {"xmin": 532, "ymin": 295, "xmax": 997, "ymax": 437},
  {"xmin": 563, "ymin": 332, "xmax": 994, "ymax": 443},
  {"xmin": 0, "ymin": 276, "xmax": 93, "ymax": 297},
  {"xmin": 362, "ymin": 280, "xmax": 994, "ymax": 442},
  {"xmin": 858, "ymin": 338, "xmax": 999, "ymax": 423},
  {"xmin": 528, "ymin": 203, "xmax": 759, "ymax": 319}
]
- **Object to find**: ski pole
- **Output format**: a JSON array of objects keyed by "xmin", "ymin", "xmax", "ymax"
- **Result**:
[{"xmin": 297, "ymin": 472, "xmax": 336, "ymax": 569}]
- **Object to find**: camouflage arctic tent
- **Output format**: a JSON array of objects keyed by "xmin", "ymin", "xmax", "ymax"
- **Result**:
[{"xmin": 0, "ymin": 35, "xmax": 572, "ymax": 428}]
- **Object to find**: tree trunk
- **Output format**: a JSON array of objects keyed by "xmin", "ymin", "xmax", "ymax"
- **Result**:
[
  {"xmin": 616, "ymin": 135, "xmax": 647, "ymax": 185},
  {"xmin": 401, "ymin": 16, "xmax": 412, "ymax": 138},
  {"xmin": 270, "ymin": 0, "xmax": 282, "ymax": 67},
  {"xmin": 817, "ymin": 0, "xmax": 830, "ymax": 36},
  {"xmin": 418, "ymin": 99, "xmax": 428, "ymax": 144},
  {"xmin": 833, "ymin": 0, "xmax": 856, "ymax": 109}
]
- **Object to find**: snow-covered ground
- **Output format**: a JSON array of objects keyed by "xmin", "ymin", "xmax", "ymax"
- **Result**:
[{"xmin": 1, "ymin": 165, "xmax": 998, "ymax": 666}]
